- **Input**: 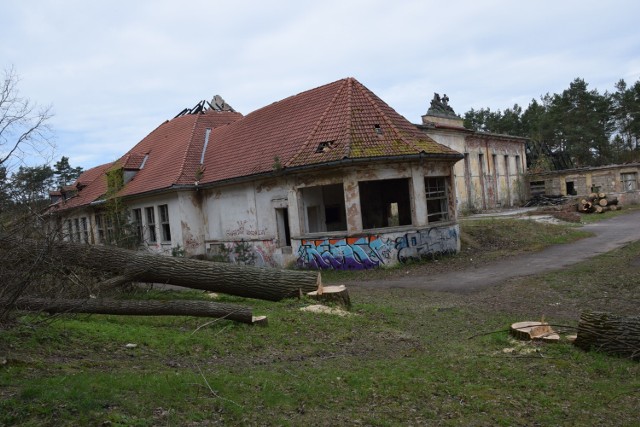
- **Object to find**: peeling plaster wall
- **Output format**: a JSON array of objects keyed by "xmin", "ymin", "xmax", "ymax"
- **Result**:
[{"xmin": 199, "ymin": 160, "xmax": 461, "ymax": 269}]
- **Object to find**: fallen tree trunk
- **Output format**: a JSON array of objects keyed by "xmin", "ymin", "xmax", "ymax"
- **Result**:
[
  {"xmin": 574, "ymin": 311, "xmax": 640, "ymax": 360},
  {"xmin": 8, "ymin": 297, "xmax": 266, "ymax": 325},
  {"xmin": 5, "ymin": 237, "xmax": 320, "ymax": 302}
]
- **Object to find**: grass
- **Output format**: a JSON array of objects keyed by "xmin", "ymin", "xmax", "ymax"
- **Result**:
[{"xmin": 1, "ymin": 213, "xmax": 639, "ymax": 426}]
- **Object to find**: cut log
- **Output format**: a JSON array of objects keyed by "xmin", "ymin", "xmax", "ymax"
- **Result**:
[
  {"xmin": 4, "ymin": 237, "xmax": 320, "ymax": 302},
  {"xmin": 609, "ymin": 205, "xmax": 619, "ymax": 211},
  {"xmin": 574, "ymin": 311, "xmax": 640, "ymax": 360},
  {"xmin": 510, "ymin": 321, "xmax": 559, "ymax": 342},
  {"xmin": 598, "ymin": 196, "xmax": 618, "ymax": 207},
  {"xmin": 598, "ymin": 192, "xmax": 606, "ymax": 199},
  {"xmin": 593, "ymin": 205, "xmax": 605, "ymax": 214},
  {"xmin": 7, "ymin": 297, "xmax": 265, "ymax": 325},
  {"xmin": 588, "ymin": 192, "xmax": 599, "ymax": 200},
  {"xmin": 307, "ymin": 285, "xmax": 351, "ymax": 309}
]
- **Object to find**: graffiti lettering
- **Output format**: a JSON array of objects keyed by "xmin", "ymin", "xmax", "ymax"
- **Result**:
[
  {"xmin": 225, "ymin": 220, "xmax": 268, "ymax": 237},
  {"xmin": 296, "ymin": 235, "xmax": 393, "ymax": 270},
  {"xmin": 395, "ymin": 227, "xmax": 458, "ymax": 262}
]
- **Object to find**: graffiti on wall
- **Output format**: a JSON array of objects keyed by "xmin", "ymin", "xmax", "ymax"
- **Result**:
[
  {"xmin": 395, "ymin": 226, "xmax": 458, "ymax": 263},
  {"xmin": 296, "ymin": 235, "xmax": 393, "ymax": 270},
  {"xmin": 295, "ymin": 225, "xmax": 459, "ymax": 270},
  {"xmin": 211, "ymin": 240, "xmax": 277, "ymax": 268}
]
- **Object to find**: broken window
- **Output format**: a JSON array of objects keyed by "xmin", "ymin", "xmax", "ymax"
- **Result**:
[
  {"xmin": 132, "ymin": 208, "xmax": 143, "ymax": 244},
  {"xmin": 621, "ymin": 172, "xmax": 637, "ymax": 191},
  {"xmin": 425, "ymin": 177, "xmax": 449, "ymax": 222},
  {"xmin": 275, "ymin": 207, "xmax": 291, "ymax": 247},
  {"xmin": 566, "ymin": 181, "xmax": 576, "ymax": 196},
  {"xmin": 300, "ymin": 183, "xmax": 347, "ymax": 233},
  {"xmin": 530, "ymin": 180, "xmax": 545, "ymax": 196},
  {"xmin": 145, "ymin": 207, "xmax": 157, "ymax": 243},
  {"xmin": 359, "ymin": 178, "xmax": 412, "ymax": 229},
  {"xmin": 159, "ymin": 204, "xmax": 171, "ymax": 242}
]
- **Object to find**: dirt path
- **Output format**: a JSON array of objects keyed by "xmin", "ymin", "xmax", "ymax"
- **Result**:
[{"xmin": 353, "ymin": 209, "xmax": 640, "ymax": 293}]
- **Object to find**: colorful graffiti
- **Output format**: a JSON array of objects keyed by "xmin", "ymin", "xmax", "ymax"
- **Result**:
[
  {"xmin": 395, "ymin": 226, "xmax": 458, "ymax": 262},
  {"xmin": 297, "ymin": 235, "xmax": 393, "ymax": 270}
]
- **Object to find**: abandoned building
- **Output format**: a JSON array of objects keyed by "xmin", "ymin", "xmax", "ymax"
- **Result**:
[
  {"xmin": 417, "ymin": 94, "xmax": 528, "ymax": 213},
  {"xmin": 528, "ymin": 162, "xmax": 640, "ymax": 204},
  {"xmin": 49, "ymin": 78, "xmax": 467, "ymax": 269}
]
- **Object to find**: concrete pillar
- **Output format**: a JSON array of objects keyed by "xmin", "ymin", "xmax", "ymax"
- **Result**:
[
  {"xmin": 411, "ymin": 165, "xmax": 428, "ymax": 226},
  {"xmin": 343, "ymin": 173, "xmax": 363, "ymax": 232},
  {"xmin": 287, "ymin": 187, "xmax": 303, "ymax": 237}
]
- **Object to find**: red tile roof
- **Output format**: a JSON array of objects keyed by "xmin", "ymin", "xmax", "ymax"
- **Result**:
[
  {"xmin": 48, "ymin": 162, "xmax": 113, "ymax": 212},
  {"xmin": 54, "ymin": 78, "xmax": 461, "ymax": 212},
  {"xmin": 198, "ymin": 78, "xmax": 458, "ymax": 184}
]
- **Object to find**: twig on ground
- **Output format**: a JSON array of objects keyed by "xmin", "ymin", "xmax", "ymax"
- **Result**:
[{"xmin": 196, "ymin": 365, "xmax": 243, "ymax": 408}]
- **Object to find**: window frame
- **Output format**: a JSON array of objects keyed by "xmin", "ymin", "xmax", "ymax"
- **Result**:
[
  {"xmin": 425, "ymin": 176, "xmax": 449, "ymax": 223},
  {"xmin": 159, "ymin": 204, "xmax": 171, "ymax": 242},
  {"xmin": 145, "ymin": 207, "xmax": 157, "ymax": 243}
]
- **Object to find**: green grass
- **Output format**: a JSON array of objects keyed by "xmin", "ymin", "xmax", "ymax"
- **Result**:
[{"xmin": 1, "ymin": 216, "xmax": 639, "ymax": 426}]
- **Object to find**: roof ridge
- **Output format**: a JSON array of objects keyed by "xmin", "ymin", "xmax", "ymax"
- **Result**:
[
  {"xmin": 344, "ymin": 78, "xmax": 354, "ymax": 159},
  {"xmin": 284, "ymin": 78, "xmax": 350, "ymax": 168},
  {"xmin": 354, "ymin": 80, "xmax": 423, "ymax": 152}
]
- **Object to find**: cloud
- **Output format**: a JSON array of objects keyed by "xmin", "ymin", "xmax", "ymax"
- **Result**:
[{"xmin": 1, "ymin": 0, "xmax": 639, "ymax": 169}]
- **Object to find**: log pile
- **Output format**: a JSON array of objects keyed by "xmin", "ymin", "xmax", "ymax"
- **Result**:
[{"xmin": 576, "ymin": 192, "xmax": 620, "ymax": 214}]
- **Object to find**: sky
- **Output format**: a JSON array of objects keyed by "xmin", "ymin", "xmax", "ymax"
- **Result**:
[{"xmin": 2, "ymin": 0, "xmax": 639, "ymax": 172}]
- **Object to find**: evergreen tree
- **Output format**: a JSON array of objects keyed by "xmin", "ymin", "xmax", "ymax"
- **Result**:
[{"xmin": 53, "ymin": 156, "xmax": 83, "ymax": 187}]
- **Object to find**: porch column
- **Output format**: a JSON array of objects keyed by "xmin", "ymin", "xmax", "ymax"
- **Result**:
[
  {"xmin": 287, "ymin": 187, "xmax": 303, "ymax": 237},
  {"xmin": 411, "ymin": 165, "xmax": 428, "ymax": 227},
  {"xmin": 343, "ymin": 174, "xmax": 363, "ymax": 232}
]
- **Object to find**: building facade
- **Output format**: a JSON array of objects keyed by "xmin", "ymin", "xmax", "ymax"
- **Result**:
[
  {"xmin": 417, "ymin": 94, "xmax": 528, "ymax": 213},
  {"xmin": 49, "ymin": 79, "xmax": 464, "ymax": 270}
]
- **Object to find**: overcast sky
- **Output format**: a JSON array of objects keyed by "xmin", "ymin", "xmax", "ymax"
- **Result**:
[{"xmin": 2, "ymin": 0, "xmax": 639, "ymax": 171}]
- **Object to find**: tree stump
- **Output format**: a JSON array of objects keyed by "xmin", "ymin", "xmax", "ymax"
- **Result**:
[
  {"xmin": 307, "ymin": 285, "xmax": 351, "ymax": 309},
  {"xmin": 510, "ymin": 321, "xmax": 559, "ymax": 342}
]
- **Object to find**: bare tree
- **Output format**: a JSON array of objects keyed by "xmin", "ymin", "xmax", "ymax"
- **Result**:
[{"xmin": 0, "ymin": 66, "xmax": 53, "ymax": 171}]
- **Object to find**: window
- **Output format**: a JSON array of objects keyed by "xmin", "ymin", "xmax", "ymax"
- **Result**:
[
  {"xmin": 300, "ymin": 184, "xmax": 347, "ymax": 233},
  {"xmin": 566, "ymin": 181, "xmax": 576, "ymax": 196},
  {"xmin": 530, "ymin": 180, "xmax": 545, "ymax": 196},
  {"xmin": 105, "ymin": 215, "xmax": 114, "ymax": 244},
  {"xmin": 74, "ymin": 218, "xmax": 81, "ymax": 242},
  {"xmin": 95, "ymin": 214, "xmax": 105, "ymax": 243},
  {"xmin": 81, "ymin": 217, "xmax": 89, "ymax": 243},
  {"xmin": 515, "ymin": 155, "xmax": 521, "ymax": 174},
  {"xmin": 159, "ymin": 204, "xmax": 171, "ymax": 242},
  {"xmin": 66, "ymin": 219, "xmax": 73, "ymax": 242},
  {"xmin": 275, "ymin": 208, "xmax": 291, "ymax": 248},
  {"xmin": 145, "ymin": 207, "xmax": 157, "ymax": 243},
  {"xmin": 359, "ymin": 178, "xmax": 412, "ymax": 229},
  {"xmin": 132, "ymin": 208, "xmax": 143, "ymax": 244},
  {"xmin": 622, "ymin": 172, "xmax": 637, "ymax": 191},
  {"xmin": 425, "ymin": 177, "xmax": 449, "ymax": 222}
]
